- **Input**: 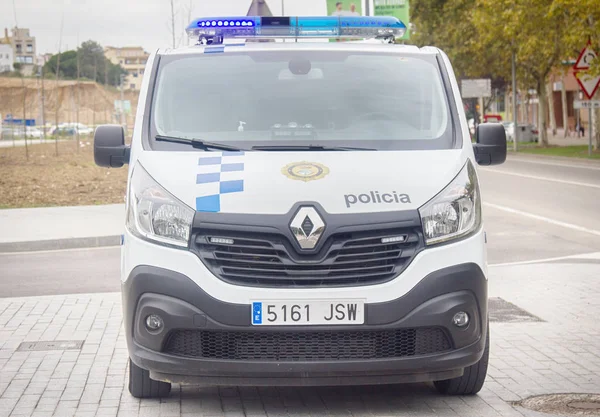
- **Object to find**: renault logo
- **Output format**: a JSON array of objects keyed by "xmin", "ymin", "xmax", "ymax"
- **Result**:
[{"xmin": 290, "ymin": 207, "xmax": 325, "ymax": 250}]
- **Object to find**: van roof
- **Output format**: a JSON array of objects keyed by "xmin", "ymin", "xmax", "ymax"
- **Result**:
[{"xmin": 157, "ymin": 42, "xmax": 438, "ymax": 57}]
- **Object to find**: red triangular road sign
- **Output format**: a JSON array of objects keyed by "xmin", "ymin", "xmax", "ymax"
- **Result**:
[
  {"xmin": 574, "ymin": 42, "xmax": 597, "ymax": 70},
  {"xmin": 575, "ymin": 71, "xmax": 600, "ymax": 100}
]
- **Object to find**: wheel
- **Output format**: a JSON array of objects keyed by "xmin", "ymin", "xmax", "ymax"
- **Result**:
[
  {"xmin": 434, "ymin": 326, "xmax": 489, "ymax": 395},
  {"xmin": 128, "ymin": 359, "xmax": 171, "ymax": 398}
]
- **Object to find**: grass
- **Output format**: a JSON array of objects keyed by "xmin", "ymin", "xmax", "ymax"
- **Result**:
[
  {"xmin": 509, "ymin": 144, "xmax": 600, "ymax": 160},
  {"xmin": 0, "ymin": 140, "xmax": 127, "ymax": 209}
]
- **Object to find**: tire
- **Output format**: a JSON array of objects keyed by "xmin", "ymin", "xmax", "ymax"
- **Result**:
[
  {"xmin": 434, "ymin": 327, "xmax": 489, "ymax": 395},
  {"xmin": 128, "ymin": 359, "xmax": 171, "ymax": 398}
]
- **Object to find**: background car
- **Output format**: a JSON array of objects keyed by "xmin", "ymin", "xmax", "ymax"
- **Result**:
[
  {"xmin": 50, "ymin": 123, "xmax": 93, "ymax": 136},
  {"xmin": 65, "ymin": 123, "xmax": 94, "ymax": 135},
  {"xmin": 51, "ymin": 125, "xmax": 76, "ymax": 136},
  {"xmin": 0, "ymin": 126, "xmax": 43, "ymax": 139},
  {"xmin": 502, "ymin": 122, "xmax": 539, "ymax": 142},
  {"xmin": 24, "ymin": 126, "xmax": 43, "ymax": 138}
]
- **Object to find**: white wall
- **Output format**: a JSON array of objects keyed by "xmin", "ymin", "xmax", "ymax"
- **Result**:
[{"xmin": 0, "ymin": 44, "xmax": 14, "ymax": 73}]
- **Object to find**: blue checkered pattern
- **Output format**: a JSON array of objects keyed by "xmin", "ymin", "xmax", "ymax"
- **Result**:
[{"xmin": 196, "ymin": 152, "xmax": 245, "ymax": 212}]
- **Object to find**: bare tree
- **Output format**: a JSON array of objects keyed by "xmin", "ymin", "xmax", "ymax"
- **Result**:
[
  {"xmin": 54, "ymin": 11, "xmax": 64, "ymax": 156},
  {"xmin": 178, "ymin": 0, "xmax": 194, "ymax": 47},
  {"xmin": 170, "ymin": 0, "xmax": 177, "ymax": 48},
  {"xmin": 75, "ymin": 42, "xmax": 80, "ymax": 152},
  {"xmin": 20, "ymin": 75, "xmax": 29, "ymax": 160},
  {"xmin": 40, "ymin": 66, "xmax": 46, "ymax": 139},
  {"xmin": 92, "ymin": 55, "xmax": 97, "ymax": 128}
]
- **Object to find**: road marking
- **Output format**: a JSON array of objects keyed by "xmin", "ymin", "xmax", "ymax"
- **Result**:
[
  {"xmin": 0, "ymin": 246, "xmax": 121, "ymax": 256},
  {"xmin": 480, "ymin": 169, "xmax": 600, "ymax": 189},
  {"xmin": 489, "ymin": 252, "xmax": 600, "ymax": 267},
  {"xmin": 508, "ymin": 157, "xmax": 600, "ymax": 171},
  {"xmin": 483, "ymin": 202, "xmax": 600, "ymax": 237}
]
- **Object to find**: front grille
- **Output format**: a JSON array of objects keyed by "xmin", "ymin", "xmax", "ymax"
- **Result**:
[
  {"xmin": 163, "ymin": 328, "xmax": 451, "ymax": 361},
  {"xmin": 193, "ymin": 227, "xmax": 422, "ymax": 287}
]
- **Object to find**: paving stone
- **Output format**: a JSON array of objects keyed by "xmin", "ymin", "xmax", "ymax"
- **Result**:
[{"xmin": 1, "ymin": 264, "xmax": 600, "ymax": 416}]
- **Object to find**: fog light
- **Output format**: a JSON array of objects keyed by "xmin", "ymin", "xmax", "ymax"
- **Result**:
[
  {"xmin": 452, "ymin": 311, "xmax": 469, "ymax": 328},
  {"xmin": 145, "ymin": 314, "xmax": 163, "ymax": 331}
]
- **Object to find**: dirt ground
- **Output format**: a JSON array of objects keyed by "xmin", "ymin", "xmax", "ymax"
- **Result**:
[{"xmin": 0, "ymin": 140, "xmax": 128, "ymax": 208}]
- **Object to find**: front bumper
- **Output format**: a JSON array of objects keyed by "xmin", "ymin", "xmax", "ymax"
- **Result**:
[{"xmin": 124, "ymin": 263, "xmax": 487, "ymax": 386}]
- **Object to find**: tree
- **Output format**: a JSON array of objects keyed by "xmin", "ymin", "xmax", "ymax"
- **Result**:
[
  {"xmin": 411, "ymin": 0, "xmax": 512, "ymax": 128},
  {"xmin": 78, "ymin": 40, "xmax": 105, "ymax": 80},
  {"xmin": 44, "ymin": 50, "xmax": 78, "ymax": 79},
  {"xmin": 411, "ymin": 0, "xmax": 511, "ymax": 80},
  {"xmin": 550, "ymin": 0, "xmax": 600, "ymax": 149},
  {"xmin": 473, "ymin": 0, "xmax": 572, "ymax": 147},
  {"xmin": 42, "ymin": 41, "xmax": 126, "ymax": 87}
]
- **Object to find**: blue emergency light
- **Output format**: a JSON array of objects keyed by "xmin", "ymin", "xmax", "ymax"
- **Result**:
[{"xmin": 186, "ymin": 16, "xmax": 406, "ymax": 45}]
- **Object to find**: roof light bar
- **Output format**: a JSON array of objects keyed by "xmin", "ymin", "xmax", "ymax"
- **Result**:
[{"xmin": 186, "ymin": 16, "xmax": 406, "ymax": 44}]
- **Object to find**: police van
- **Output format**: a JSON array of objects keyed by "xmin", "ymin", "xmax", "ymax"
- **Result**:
[{"xmin": 93, "ymin": 16, "xmax": 506, "ymax": 398}]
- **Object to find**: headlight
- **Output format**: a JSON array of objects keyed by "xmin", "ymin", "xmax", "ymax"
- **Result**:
[
  {"xmin": 419, "ymin": 160, "xmax": 481, "ymax": 245},
  {"xmin": 126, "ymin": 163, "xmax": 194, "ymax": 248}
]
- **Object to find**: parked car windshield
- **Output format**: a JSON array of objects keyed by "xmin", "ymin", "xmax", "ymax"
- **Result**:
[{"xmin": 150, "ymin": 49, "xmax": 456, "ymax": 151}]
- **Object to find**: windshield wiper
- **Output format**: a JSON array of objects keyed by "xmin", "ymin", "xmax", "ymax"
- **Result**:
[
  {"xmin": 252, "ymin": 145, "xmax": 377, "ymax": 151},
  {"xmin": 156, "ymin": 135, "xmax": 246, "ymax": 152}
]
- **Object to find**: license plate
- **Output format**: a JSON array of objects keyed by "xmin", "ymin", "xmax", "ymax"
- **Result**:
[{"xmin": 251, "ymin": 300, "xmax": 364, "ymax": 326}]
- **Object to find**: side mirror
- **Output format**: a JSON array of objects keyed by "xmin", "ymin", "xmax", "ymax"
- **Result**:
[
  {"xmin": 473, "ymin": 123, "xmax": 507, "ymax": 166},
  {"xmin": 94, "ymin": 125, "xmax": 130, "ymax": 168}
]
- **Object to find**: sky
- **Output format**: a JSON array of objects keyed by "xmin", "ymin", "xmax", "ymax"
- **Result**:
[{"xmin": 1, "ymin": 0, "xmax": 336, "ymax": 55}]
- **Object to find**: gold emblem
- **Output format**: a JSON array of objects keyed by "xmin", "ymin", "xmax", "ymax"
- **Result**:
[{"xmin": 281, "ymin": 162, "xmax": 330, "ymax": 182}]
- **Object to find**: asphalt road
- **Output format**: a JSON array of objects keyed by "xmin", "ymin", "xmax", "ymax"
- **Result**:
[
  {"xmin": 1, "ymin": 154, "xmax": 599, "ymax": 297},
  {"xmin": 480, "ymin": 155, "xmax": 600, "ymax": 264}
]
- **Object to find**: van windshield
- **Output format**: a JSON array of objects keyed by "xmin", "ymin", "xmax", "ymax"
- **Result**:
[{"xmin": 150, "ymin": 49, "xmax": 456, "ymax": 151}]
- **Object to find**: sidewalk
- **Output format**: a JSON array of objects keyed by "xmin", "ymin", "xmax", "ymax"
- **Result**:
[
  {"xmin": 544, "ymin": 127, "xmax": 600, "ymax": 147},
  {"xmin": 0, "ymin": 205, "xmax": 124, "ymax": 252},
  {"xmin": 1, "ymin": 257, "xmax": 599, "ymax": 416}
]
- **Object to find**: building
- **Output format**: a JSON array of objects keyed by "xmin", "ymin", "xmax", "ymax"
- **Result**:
[
  {"xmin": 3, "ymin": 27, "xmax": 36, "ymax": 75},
  {"xmin": 0, "ymin": 44, "xmax": 13, "ymax": 73},
  {"xmin": 548, "ymin": 67, "xmax": 591, "ymax": 135},
  {"xmin": 36, "ymin": 53, "xmax": 52, "ymax": 68},
  {"xmin": 104, "ymin": 46, "xmax": 149, "ymax": 91}
]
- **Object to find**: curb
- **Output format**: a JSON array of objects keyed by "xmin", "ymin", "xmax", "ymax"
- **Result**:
[
  {"xmin": 507, "ymin": 152, "xmax": 600, "ymax": 166},
  {"xmin": 0, "ymin": 235, "xmax": 121, "ymax": 253}
]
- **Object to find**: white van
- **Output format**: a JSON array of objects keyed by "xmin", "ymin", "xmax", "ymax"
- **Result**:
[{"xmin": 93, "ymin": 16, "xmax": 506, "ymax": 398}]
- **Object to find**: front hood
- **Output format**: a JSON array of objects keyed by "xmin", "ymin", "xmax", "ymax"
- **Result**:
[{"xmin": 138, "ymin": 150, "xmax": 465, "ymax": 214}]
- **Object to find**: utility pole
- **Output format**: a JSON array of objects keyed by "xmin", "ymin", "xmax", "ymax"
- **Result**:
[
  {"xmin": 365, "ymin": 0, "xmax": 370, "ymax": 16},
  {"xmin": 589, "ymin": 106, "xmax": 593, "ymax": 156},
  {"xmin": 511, "ymin": 51, "xmax": 518, "ymax": 151},
  {"xmin": 561, "ymin": 76, "xmax": 568, "ymax": 137}
]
